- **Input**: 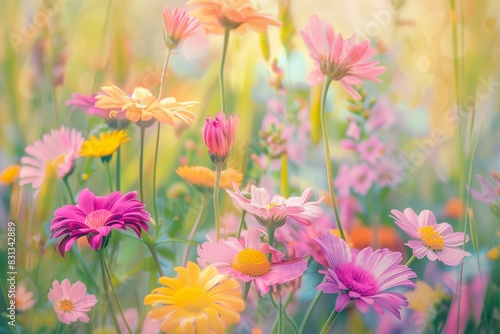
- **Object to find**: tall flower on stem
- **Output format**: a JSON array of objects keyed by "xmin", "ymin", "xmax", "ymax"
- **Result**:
[
  {"xmin": 314, "ymin": 233, "xmax": 416, "ymax": 333},
  {"xmin": 300, "ymin": 15, "xmax": 385, "ymax": 242},
  {"xmin": 203, "ymin": 112, "xmax": 239, "ymax": 241},
  {"xmin": 390, "ymin": 208, "xmax": 471, "ymax": 266},
  {"xmin": 187, "ymin": 0, "xmax": 281, "ymax": 114}
]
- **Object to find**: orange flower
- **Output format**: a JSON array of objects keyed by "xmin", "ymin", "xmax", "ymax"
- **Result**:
[
  {"xmin": 95, "ymin": 84, "xmax": 198, "ymax": 126},
  {"xmin": 0, "ymin": 164, "xmax": 20, "ymax": 185},
  {"xmin": 444, "ymin": 197, "xmax": 465, "ymax": 220},
  {"xmin": 349, "ymin": 224, "xmax": 404, "ymax": 253},
  {"xmin": 176, "ymin": 166, "xmax": 242, "ymax": 193},
  {"xmin": 187, "ymin": 0, "xmax": 281, "ymax": 34}
]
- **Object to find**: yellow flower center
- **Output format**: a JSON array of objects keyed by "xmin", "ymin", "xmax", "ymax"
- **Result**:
[
  {"xmin": 418, "ymin": 226, "xmax": 444, "ymax": 250},
  {"xmin": 59, "ymin": 299, "xmax": 74, "ymax": 312},
  {"xmin": 232, "ymin": 249, "xmax": 271, "ymax": 277},
  {"xmin": 53, "ymin": 153, "xmax": 66, "ymax": 166},
  {"xmin": 173, "ymin": 286, "xmax": 210, "ymax": 311},
  {"xmin": 265, "ymin": 202, "xmax": 280, "ymax": 210}
]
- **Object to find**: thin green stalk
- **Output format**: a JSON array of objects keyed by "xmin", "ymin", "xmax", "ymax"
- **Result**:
[
  {"xmin": 72, "ymin": 246, "xmax": 99, "ymax": 289},
  {"xmin": 320, "ymin": 76, "xmax": 346, "ymax": 241},
  {"xmin": 242, "ymin": 281, "xmax": 251, "ymax": 302},
  {"xmin": 104, "ymin": 161, "xmax": 113, "ymax": 192},
  {"xmin": 299, "ymin": 288, "xmax": 323, "ymax": 333},
  {"xmin": 146, "ymin": 242, "xmax": 165, "ymax": 277},
  {"xmin": 320, "ymin": 309, "xmax": 340, "ymax": 334},
  {"xmin": 236, "ymin": 210, "xmax": 247, "ymax": 238},
  {"xmin": 92, "ymin": 0, "xmax": 113, "ymax": 91},
  {"xmin": 280, "ymin": 154, "xmax": 289, "ymax": 197},
  {"xmin": 139, "ymin": 127, "xmax": 146, "ymax": 203},
  {"xmin": 219, "ymin": 28, "xmax": 230, "ymax": 114},
  {"xmin": 269, "ymin": 292, "xmax": 300, "ymax": 334},
  {"xmin": 98, "ymin": 249, "xmax": 120, "ymax": 331},
  {"xmin": 182, "ymin": 195, "xmax": 208, "ymax": 266},
  {"xmin": 152, "ymin": 49, "xmax": 172, "ymax": 224},
  {"xmin": 278, "ymin": 293, "xmax": 284, "ymax": 334},
  {"xmin": 405, "ymin": 255, "xmax": 416, "ymax": 267},
  {"xmin": 214, "ymin": 164, "xmax": 223, "ymax": 241},
  {"xmin": 267, "ymin": 227, "xmax": 276, "ymax": 261},
  {"xmin": 116, "ymin": 147, "xmax": 121, "ymax": 191},
  {"xmin": 62, "ymin": 177, "xmax": 75, "ymax": 205},
  {"xmin": 101, "ymin": 249, "xmax": 133, "ymax": 334}
]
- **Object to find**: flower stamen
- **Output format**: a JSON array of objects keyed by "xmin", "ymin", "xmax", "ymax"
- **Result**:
[
  {"xmin": 418, "ymin": 226, "xmax": 444, "ymax": 250},
  {"xmin": 232, "ymin": 248, "xmax": 271, "ymax": 277}
]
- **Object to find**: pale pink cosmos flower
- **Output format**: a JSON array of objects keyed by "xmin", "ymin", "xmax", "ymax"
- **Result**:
[
  {"xmin": 14, "ymin": 283, "xmax": 36, "ymax": 311},
  {"xmin": 203, "ymin": 112, "xmax": 239, "ymax": 165},
  {"xmin": 357, "ymin": 136, "xmax": 384, "ymax": 165},
  {"xmin": 367, "ymin": 96, "xmax": 395, "ymax": 132},
  {"xmin": 390, "ymin": 208, "xmax": 471, "ymax": 266},
  {"xmin": 226, "ymin": 185, "xmax": 323, "ymax": 229},
  {"xmin": 197, "ymin": 227, "xmax": 308, "ymax": 295},
  {"xmin": 300, "ymin": 15, "xmax": 386, "ymax": 99},
  {"xmin": 469, "ymin": 171, "xmax": 500, "ymax": 216},
  {"xmin": 315, "ymin": 233, "xmax": 416, "ymax": 318},
  {"xmin": 346, "ymin": 120, "xmax": 361, "ymax": 141},
  {"xmin": 20, "ymin": 126, "xmax": 83, "ymax": 193},
  {"xmin": 163, "ymin": 7, "xmax": 200, "ymax": 50},
  {"xmin": 374, "ymin": 158, "xmax": 402, "ymax": 189},
  {"xmin": 47, "ymin": 279, "xmax": 97, "ymax": 324},
  {"xmin": 350, "ymin": 164, "xmax": 375, "ymax": 196}
]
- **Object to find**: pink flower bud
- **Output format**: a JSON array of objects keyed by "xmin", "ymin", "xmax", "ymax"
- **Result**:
[{"xmin": 203, "ymin": 112, "xmax": 239, "ymax": 165}]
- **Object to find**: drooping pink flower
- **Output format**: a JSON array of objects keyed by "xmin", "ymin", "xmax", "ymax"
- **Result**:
[
  {"xmin": 203, "ymin": 112, "xmax": 239, "ymax": 165},
  {"xmin": 47, "ymin": 279, "xmax": 97, "ymax": 324},
  {"xmin": 50, "ymin": 189, "xmax": 150, "ymax": 256},
  {"xmin": 20, "ymin": 126, "xmax": 83, "ymax": 193},
  {"xmin": 226, "ymin": 185, "xmax": 323, "ymax": 229},
  {"xmin": 315, "ymin": 233, "xmax": 416, "ymax": 318},
  {"xmin": 163, "ymin": 7, "xmax": 200, "ymax": 49},
  {"xmin": 390, "ymin": 208, "xmax": 471, "ymax": 266},
  {"xmin": 469, "ymin": 171, "xmax": 500, "ymax": 216},
  {"xmin": 66, "ymin": 93, "xmax": 129, "ymax": 129},
  {"xmin": 357, "ymin": 136, "xmax": 384, "ymax": 165},
  {"xmin": 300, "ymin": 15, "xmax": 386, "ymax": 99},
  {"xmin": 197, "ymin": 228, "xmax": 308, "ymax": 295},
  {"xmin": 350, "ymin": 164, "xmax": 375, "ymax": 196}
]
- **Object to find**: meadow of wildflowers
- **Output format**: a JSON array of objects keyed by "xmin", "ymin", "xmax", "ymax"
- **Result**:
[{"xmin": 1, "ymin": 0, "xmax": 500, "ymax": 333}]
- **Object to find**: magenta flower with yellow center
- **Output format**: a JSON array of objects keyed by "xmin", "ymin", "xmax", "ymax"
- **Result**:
[
  {"xmin": 50, "ymin": 188, "xmax": 150, "ymax": 256},
  {"xmin": 390, "ymin": 208, "xmax": 471, "ymax": 266},
  {"xmin": 163, "ymin": 7, "xmax": 200, "ymax": 49},
  {"xmin": 187, "ymin": 0, "xmax": 281, "ymax": 34},
  {"xmin": 144, "ymin": 262, "xmax": 245, "ymax": 334},
  {"xmin": 300, "ymin": 15, "xmax": 386, "ymax": 99},
  {"xmin": 203, "ymin": 112, "xmax": 239, "ymax": 165},
  {"xmin": 226, "ymin": 185, "xmax": 323, "ymax": 229},
  {"xmin": 197, "ymin": 228, "xmax": 308, "ymax": 295},
  {"xmin": 20, "ymin": 126, "xmax": 83, "ymax": 192},
  {"xmin": 315, "ymin": 233, "xmax": 416, "ymax": 319},
  {"xmin": 47, "ymin": 279, "xmax": 97, "ymax": 324}
]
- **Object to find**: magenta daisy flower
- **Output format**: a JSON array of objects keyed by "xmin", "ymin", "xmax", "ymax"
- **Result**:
[
  {"xmin": 47, "ymin": 279, "xmax": 97, "ymax": 324},
  {"xmin": 20, "ymin": 126, "xmax": 83, "ymax": 193},
  {"xmin": 315, "ymin": 233, "xmax": 416, "ymax": 319},
  {"xmin": 197, "ymin": 228, "xmax": 308, "ymax": 295},
  {"xmin": 300, "ymin": 15, "xmax": 386, "ymax": 99},
  {"xmin": 226, "ymin": 185, "xmax": 323, "ymax": 229},
  {"xmin": 50, "ymin": 188, "xmax": 150, "ymax": 256},
  {"xmin": 390, "ymin": 208, "xmax": 471, "ymax": 266}
]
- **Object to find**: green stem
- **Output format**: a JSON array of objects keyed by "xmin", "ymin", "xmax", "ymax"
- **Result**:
[
  {"xmin": 236, "ymin": 210, "xmax": 246, "ymax": 239},
  {"xmin": 299, "ymin": 286, "xmax": 324, "ymax": 333},
  {"xmin": 320, "ymin": 309, "xmax": 340, "ymax": 334},
  {"xmin": 242, "ymin": 281, "xmax": 251, "ymax": 302},
  {"xmin": 62, "ymin": 177, "xmax": 76, "ymax": 205},
  {"xmin": 280, "ymin": 154, "xmax": 289, "ymax": 197},
  {"xmin": 98, "ymin": 249, "xmax": 120, "ymax": 331},
  {"xmin": 267, "ymin": 227, "xmax": 276, "ymax": 261},
  {"xmin": 320, "ymin": 76, "xmax": 346, "ymax": 241},
  {"xmin": 182, "ymin": 195, "xmax": 208, "ymax": 266},
  {"xmin": 146, "ymin": 242, "xmax": 165, "ymax": 277},
  {"xmin": 104, "ymin": 161, "xmax": 113, "ymax": 192},
  {"xmin": 214, "ymin": 164, "xmax": 223, "ymax": 241},
  {"xmin": 92, "ymin": 0, "xmax": 113, "ymax": 91},
  {"xmin": 219, "ymin": 28, "xmax": 230, "ymax": 114},
  {"xmin": 152, "ymin": 49, "xmax": 172, "ymax": 224},
  {"xmin": 278, "ymin": 293, "xmax": 284, "ymax": 334},
  {"xmin": 72, "ymin": 246, "xmax": 99, "ymax": 289},
  {"xmin": 139, "ymin": 127, "xmax": 146, "ymax": 203},
  {"xmin": 116, "ymin": 147, "xmax": 121, "ymax": 191},
  {"xmin": 405, "ymin": 255, "xmax": 416, "ymax": 267},
  {"xmin": 101, "ymin": 249, "xmax": 133, "ymax": 334}
]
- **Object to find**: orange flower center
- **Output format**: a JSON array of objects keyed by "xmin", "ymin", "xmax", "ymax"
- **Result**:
[
  {"xmin": 418, "ymin": 226, "xmax": 444, "ymax": 250},
  {"xmin": 232, "ymin": 249, "xmax": 271, "ymax": 277},
  {"xmin": 84, "ymin": 209, "xmax": 111, "ymax": 229},
  {"xmin": 59, "ymin": 299, "xmax": 74, "ymax": 312},
  {"xmin": 173, "ymin": 286, "xmax": 210, "ymax": 311}
]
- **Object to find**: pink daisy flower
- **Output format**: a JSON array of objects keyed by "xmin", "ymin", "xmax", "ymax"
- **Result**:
[
  {"xmin": 226, "ymin": 185, "xmax": 323, "ymax": 229},
  {"xmin": 357, "ymin": 136, "xmax": 384, "ymax": 165},
  {"xmin": 315, "ymin": 233, "xmax": 416, "ymax": 318},
  {"xmin": 197, "ymin": 228, "xmax": 308, "ymax": 295},
  {"xmin": 163, "ymin": 7, "xmax": 200, "ymax": 50},
  {"xmin": 20, "ymin": 126, "xmax": 83, "ymax": 193},
  {"xmin": 50, "ymin": 188, "xmax": 150, "ymax": 256},
  {"xmin": 47, "ymin": 279, "xmax": 97, "ymax": 324},
  {"xmin": 390, "ymin": 208, "xmax": 471, "ymax": 266},
  {"xmin": 300, "ymin": 15, "xmax": 386, "ymax": 99},
  {"xmin": 350, "ymin": 164, "xmax": 375, "ymax": 196},
  {"xmin": 203, "ymin": 112, "xmax": 240, "ymax": 165}
]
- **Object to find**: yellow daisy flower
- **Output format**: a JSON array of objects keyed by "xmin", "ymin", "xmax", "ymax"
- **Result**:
[
  {"xmin": 176, "ymin": 166, "xmax": 243, "ymax": 193},
  {"xmin": 80, "ymin": 130, "xmax": 130, "ymax": 161},
  {"xmin": 405, "ymin": 281, "xmax": 446, "ymax": 313},
  {"xmin": 144, "ymin": 262, "xmax": 245, "ymax": 334},
  {"xmin": 0, "ymin": 164, "xmax": 21, "ymax": 185}
]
